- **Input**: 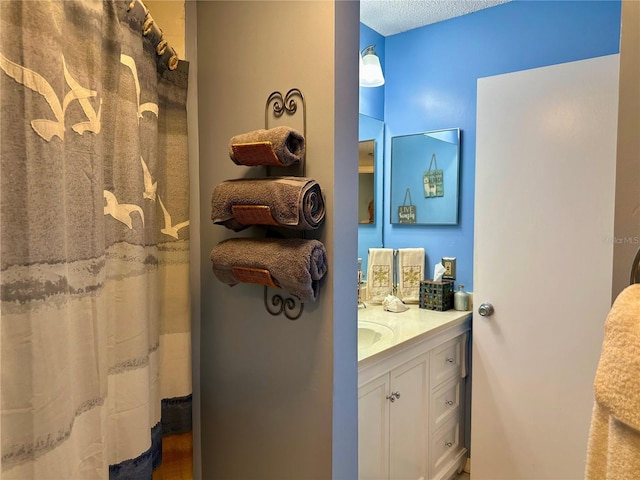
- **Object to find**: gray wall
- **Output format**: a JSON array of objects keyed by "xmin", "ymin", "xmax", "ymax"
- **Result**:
[{"xmin": 194, "ymin": 1, "xmax": 359, "ymax": 478}]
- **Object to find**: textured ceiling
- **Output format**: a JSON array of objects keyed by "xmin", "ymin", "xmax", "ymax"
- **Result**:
[{"xmin": 361, "ymin": 0, "xmax": 510, "ymax": 36}]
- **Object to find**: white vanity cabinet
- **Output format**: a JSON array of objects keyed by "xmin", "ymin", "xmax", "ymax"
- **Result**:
[{"xmin": 358, "ymin": 310, "xmax": 470, "ymax": 480}]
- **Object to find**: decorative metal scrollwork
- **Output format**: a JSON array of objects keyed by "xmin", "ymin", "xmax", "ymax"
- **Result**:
[
  {"xmin": 265, "ymin": 88, "xmax": 306, "ymax": 177},
  {"xmin": 261, "ymin": 87, "xmax": 308, "ymax": 318},
  {"xmin": 265, "ymin": 88, "xmax": 303, "ymax": 120},
  {"xmin": 264, "ymin": 286, "xmax": 304, "ymax": 321}
]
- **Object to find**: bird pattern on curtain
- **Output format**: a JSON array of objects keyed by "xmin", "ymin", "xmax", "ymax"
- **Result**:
[{"xmin": 0, "ymin": 1, "xmax": 192, "ymax": 479}]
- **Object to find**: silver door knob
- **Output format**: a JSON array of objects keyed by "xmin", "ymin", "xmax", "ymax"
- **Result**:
[{"xmin": 478, "ymin": 302, "xmax": 494, "ymax": 317}]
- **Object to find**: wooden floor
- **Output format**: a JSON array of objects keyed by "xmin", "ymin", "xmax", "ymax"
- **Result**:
[{"xmin": 152, "ymin": 432, "xmax": 193, "ymax": 480}]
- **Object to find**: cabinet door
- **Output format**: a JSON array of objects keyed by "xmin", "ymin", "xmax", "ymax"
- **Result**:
[
  {"xmin": 359, "ymin": 374, "xmax": 390, "ymax": 480},
  {"xmin": 389, "ymin": 354, "xmax": 429, "ymax": 480}
]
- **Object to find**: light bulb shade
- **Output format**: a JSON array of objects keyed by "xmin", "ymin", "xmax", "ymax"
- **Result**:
[{"xmin": 359, "ymin": 47, "xmax": 384, "ymax": 88}]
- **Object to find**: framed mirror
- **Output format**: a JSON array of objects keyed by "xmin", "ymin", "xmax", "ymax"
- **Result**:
[
  {"xmin": 358, "ymin": 114, "xmax": 384, "ymax": 275},
  {"xmin": 358, "ymin": 139, "xmax": 375, "ymax": 224},
  {"xmin": 390, "ymin": 128, "xmax": 460, "ymax": 225}
]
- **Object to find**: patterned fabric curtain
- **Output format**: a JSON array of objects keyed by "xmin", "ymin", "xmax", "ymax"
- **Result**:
[{"xmin": 0, "ymin": 1, "xmax": 192, "ymax": 479}]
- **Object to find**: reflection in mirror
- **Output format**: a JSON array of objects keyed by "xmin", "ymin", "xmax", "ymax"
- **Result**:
[
  {"xmin": 358, "ymin": 114, "xmax": 384, "ymax": 276},
  {"xmin": 390, "ymin": 128, "xmax": 461, "ymax": 225},
  {"xmin": 359, "ymin": 140, "xmax": 375, "ymax": 224}
]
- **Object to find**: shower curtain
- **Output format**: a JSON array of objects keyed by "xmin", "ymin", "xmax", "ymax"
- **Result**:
[{"xmin": 0, "ymin": 1, "xmax": 192, "ymax": 479}]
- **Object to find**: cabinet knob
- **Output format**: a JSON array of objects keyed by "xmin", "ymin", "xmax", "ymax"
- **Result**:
[
  {"xmin": 446, "ymin": 400, "xmax": 454, "ymax": 406},
  {"xmin": 386, "ymin": 391, "xmax": 401, "ymax": 402},
  {"xmin": 445, "ymin": 442, "xmax": 453, "ymax": 448},
  {"xmin": 446, "ymin": 357, "xmax": 455, "ymax": 363}
]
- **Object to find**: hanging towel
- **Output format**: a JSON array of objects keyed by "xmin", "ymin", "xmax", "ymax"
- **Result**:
[
  {"xmin": 211, "ymin": 177, "xmax": 325, "ymax": 232},
  {"xmin": 229, "ymin": 126, "xmax": 305, "ymax": 167},
  {"xmin": 397, "ymin": 248, "xmax": 425, "ymax": 303},
  {"xmin": 585, "ymin": 284, "xmax": 640, "ymax": 480},
  {"xmin": 210, "ymin": 237, "xmax": 327, "ymax": 303},
  {"xmin": 366, "ymin": 248, "xmax": 394, "ymax": 304}
]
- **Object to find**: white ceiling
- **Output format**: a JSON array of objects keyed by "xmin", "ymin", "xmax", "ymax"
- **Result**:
[{"xmin": 360, "ymin": 0, "xmax": 510, "ymax": 37}]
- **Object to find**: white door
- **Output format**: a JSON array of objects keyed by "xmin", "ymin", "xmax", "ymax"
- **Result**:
[{"xmin": 472, "ymin": 55, "xmax": 620, "ymax": 479}]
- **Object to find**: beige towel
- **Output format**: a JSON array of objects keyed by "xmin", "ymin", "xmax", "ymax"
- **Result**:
[
  {"xmin": 397, "ymin": 248, "xmax": 425, "ymax": 303},
  {"xmin": 210, "ymin": 237, "xmax": 327, "ymax": 303},
  {"xmin": 211, "ymin": 177, "xmax": 325, "ymax": 232},
  {"xmin": 229, "ymin": 126, "xmax": 305, "ymax": 167},
  {"xmin": 585, "ymin": 284, "xmax": 640, "ymax": 479},
  {"xmin": 366, "ymin": 248, "xmax": 394, "ymax": 304}
]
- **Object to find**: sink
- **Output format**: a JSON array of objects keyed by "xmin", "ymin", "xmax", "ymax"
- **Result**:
[{"xmin": 358, "ymin": 321, "xmax": 394, "ymax": 349}]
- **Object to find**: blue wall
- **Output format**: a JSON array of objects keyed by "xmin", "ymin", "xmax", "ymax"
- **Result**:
[{"xmin": 370, "ymin": 0, "xmax": 621, "ymax": 290}]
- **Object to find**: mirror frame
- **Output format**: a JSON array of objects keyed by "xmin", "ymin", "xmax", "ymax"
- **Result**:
[
  {"xmin": 358, "ymin": 114, "xmax": 385, "ymax": 276},
  {"xmin": 390, "ymin": 128, "xmax": 461, "ymax": 225},
  {"xmin": 358, "ymin": 139, "xmax": 376, "ymax": 225}
]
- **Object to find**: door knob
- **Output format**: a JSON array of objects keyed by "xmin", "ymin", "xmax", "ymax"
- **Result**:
[{"xmin": 478, "ymin": 302, "xmax": 494, "ymax": 317}]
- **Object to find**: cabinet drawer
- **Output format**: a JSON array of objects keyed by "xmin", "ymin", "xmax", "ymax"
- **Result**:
[
  {"xmin": 430, "ymin": 336, "xmax": 463, "ymax": 389},
  {"xmin": 430, "ymin": 417, "xmax": 462, "ymax": 477},
  {"xmin": 430, "ymin": 376, "xmax": 462, "ymax": 431}
]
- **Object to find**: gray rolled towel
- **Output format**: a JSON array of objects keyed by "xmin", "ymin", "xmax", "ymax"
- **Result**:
[
  {"xmin": 211, "ymin": 177, "xmax": 325, "ymax": 232},
  {"xmin": 228, "ymin": 126, "xmax": 305, "ymax": 166},
  {"xmin": 210, "ymin": 238, "xmax": 327, "ymax": 303}
]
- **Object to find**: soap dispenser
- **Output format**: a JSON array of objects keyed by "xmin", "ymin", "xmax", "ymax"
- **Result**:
[{"xmin": 454, "ymin": 284, "xmax": 469, "ymax": 311}]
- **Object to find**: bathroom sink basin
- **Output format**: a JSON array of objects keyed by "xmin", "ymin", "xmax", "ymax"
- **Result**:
[{"xmin": 358, "ymin": 321, "xmax": 394, "ymax": 349}]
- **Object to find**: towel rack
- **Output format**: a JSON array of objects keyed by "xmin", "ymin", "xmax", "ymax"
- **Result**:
[
  {"xmin": 265, "ymin": 88, "xmax": 306, "ymax": 178},
  {"xmin": 631, "ymin": 246, "xmax": 640, "ymax": 285},
  {"xmin": 263, "ymin": 88, "xmax": 307, "ymax": 320}
]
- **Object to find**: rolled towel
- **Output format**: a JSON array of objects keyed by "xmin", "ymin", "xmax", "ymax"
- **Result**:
[
  {"xmin": 229, "ymin": 126, "xmax": 305, "ymax": 167},
  {"xmin": 211, "ymin": 177, "xmax": 325, "ymax": 232},
  {"xmin": 210, "ymin": 237, "xmax": 327, "ymax": 303}
]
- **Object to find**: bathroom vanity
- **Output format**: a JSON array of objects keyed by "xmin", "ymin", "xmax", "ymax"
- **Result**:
[{"xmin": 358, "ymin": 306, "xmax": 471, "ymax": 480}]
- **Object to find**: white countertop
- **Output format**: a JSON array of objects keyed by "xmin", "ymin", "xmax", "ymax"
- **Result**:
[{"xmin": 358, "ymin": 304, "xmax": 472, "ymax": 363}]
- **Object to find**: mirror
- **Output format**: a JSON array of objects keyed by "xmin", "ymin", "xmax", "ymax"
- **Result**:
[
  {"xmin": 358, "ymin": 114, "xmax": 384, "ymax": 274},
  {"xmin": 358, "ymin": 140, "xmax": 375, "ymax": 224},
  {"xmin": 390, "ymin": 128, "xmax": 461, "ymax": 225}
]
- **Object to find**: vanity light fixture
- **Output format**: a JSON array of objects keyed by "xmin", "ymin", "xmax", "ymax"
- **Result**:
[{"xmin": 359, "ymin": 44, "xmax": 385, "ymax": 88}]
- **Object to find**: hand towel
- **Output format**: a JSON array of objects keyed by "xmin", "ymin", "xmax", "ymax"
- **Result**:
[
  {"xmin": 366, "ymin": 248, "xmax": 394, "ymax": 304},
  {"xmin": 210, "ymin": 237, "xmax": 327, "ymax": 303},
  {"xmin": 211, "ymin": 177, "xmax": 325, "ymax": 232},
  {"xmin": 397, "ymin": 248, "xmax": 425, "ymax": 303},
  {"xmin": 229, "ymin": 126, "xmax": 305, "ymax": 167},
  {"xmin": 585, "ymin": 284, "xmax": 640, "ymax": 479}
]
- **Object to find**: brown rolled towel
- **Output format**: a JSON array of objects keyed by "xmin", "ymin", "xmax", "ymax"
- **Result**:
[
  {"xmin": 210, "ymin": 237, "xmax": 327, "ymax": 303},
  {"xmin": 229, "ymin": 126, "xmax": 305, "ymax": 166},
  {"xmin": 211, "ymin": 177, "xmax": 325, "ymax": 232}
]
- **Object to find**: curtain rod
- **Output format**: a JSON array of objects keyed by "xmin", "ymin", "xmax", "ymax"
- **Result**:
[{"xmin": 126, "ymin": 0, "xmax": 181, "ymax": 71}]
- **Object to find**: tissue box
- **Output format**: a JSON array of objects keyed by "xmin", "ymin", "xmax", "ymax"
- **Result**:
[{"xmin": 419, "ymin": 280, "xmax": 454, "ymax": 311}]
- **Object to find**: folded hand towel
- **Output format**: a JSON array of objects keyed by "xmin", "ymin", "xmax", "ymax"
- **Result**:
[
  {"xmin": 366, "ymin": 248, "xmax": 394, "ymax": 304},
  {"xmin": 210, "ymin": 237, "xmax": 327, "ymax": 303},
  {"xmin": 211, "ymin": 177, "xmax": 325, "ymax": 232},
  {"xmin": 585, "ymin": 284, "xmax": 640, "ymax": 479},
  {"xmin": 229, "ymin": 126, "xmax": 305, "ymax": 166},
  {"xmin": 397, "ymin": 248, "xmax": 425, "ymax": 303}
]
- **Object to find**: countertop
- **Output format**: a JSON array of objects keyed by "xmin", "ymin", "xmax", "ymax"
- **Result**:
[{"xmin": 358, "ymin": 304, "xmax": 472, "ymax": 363}]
